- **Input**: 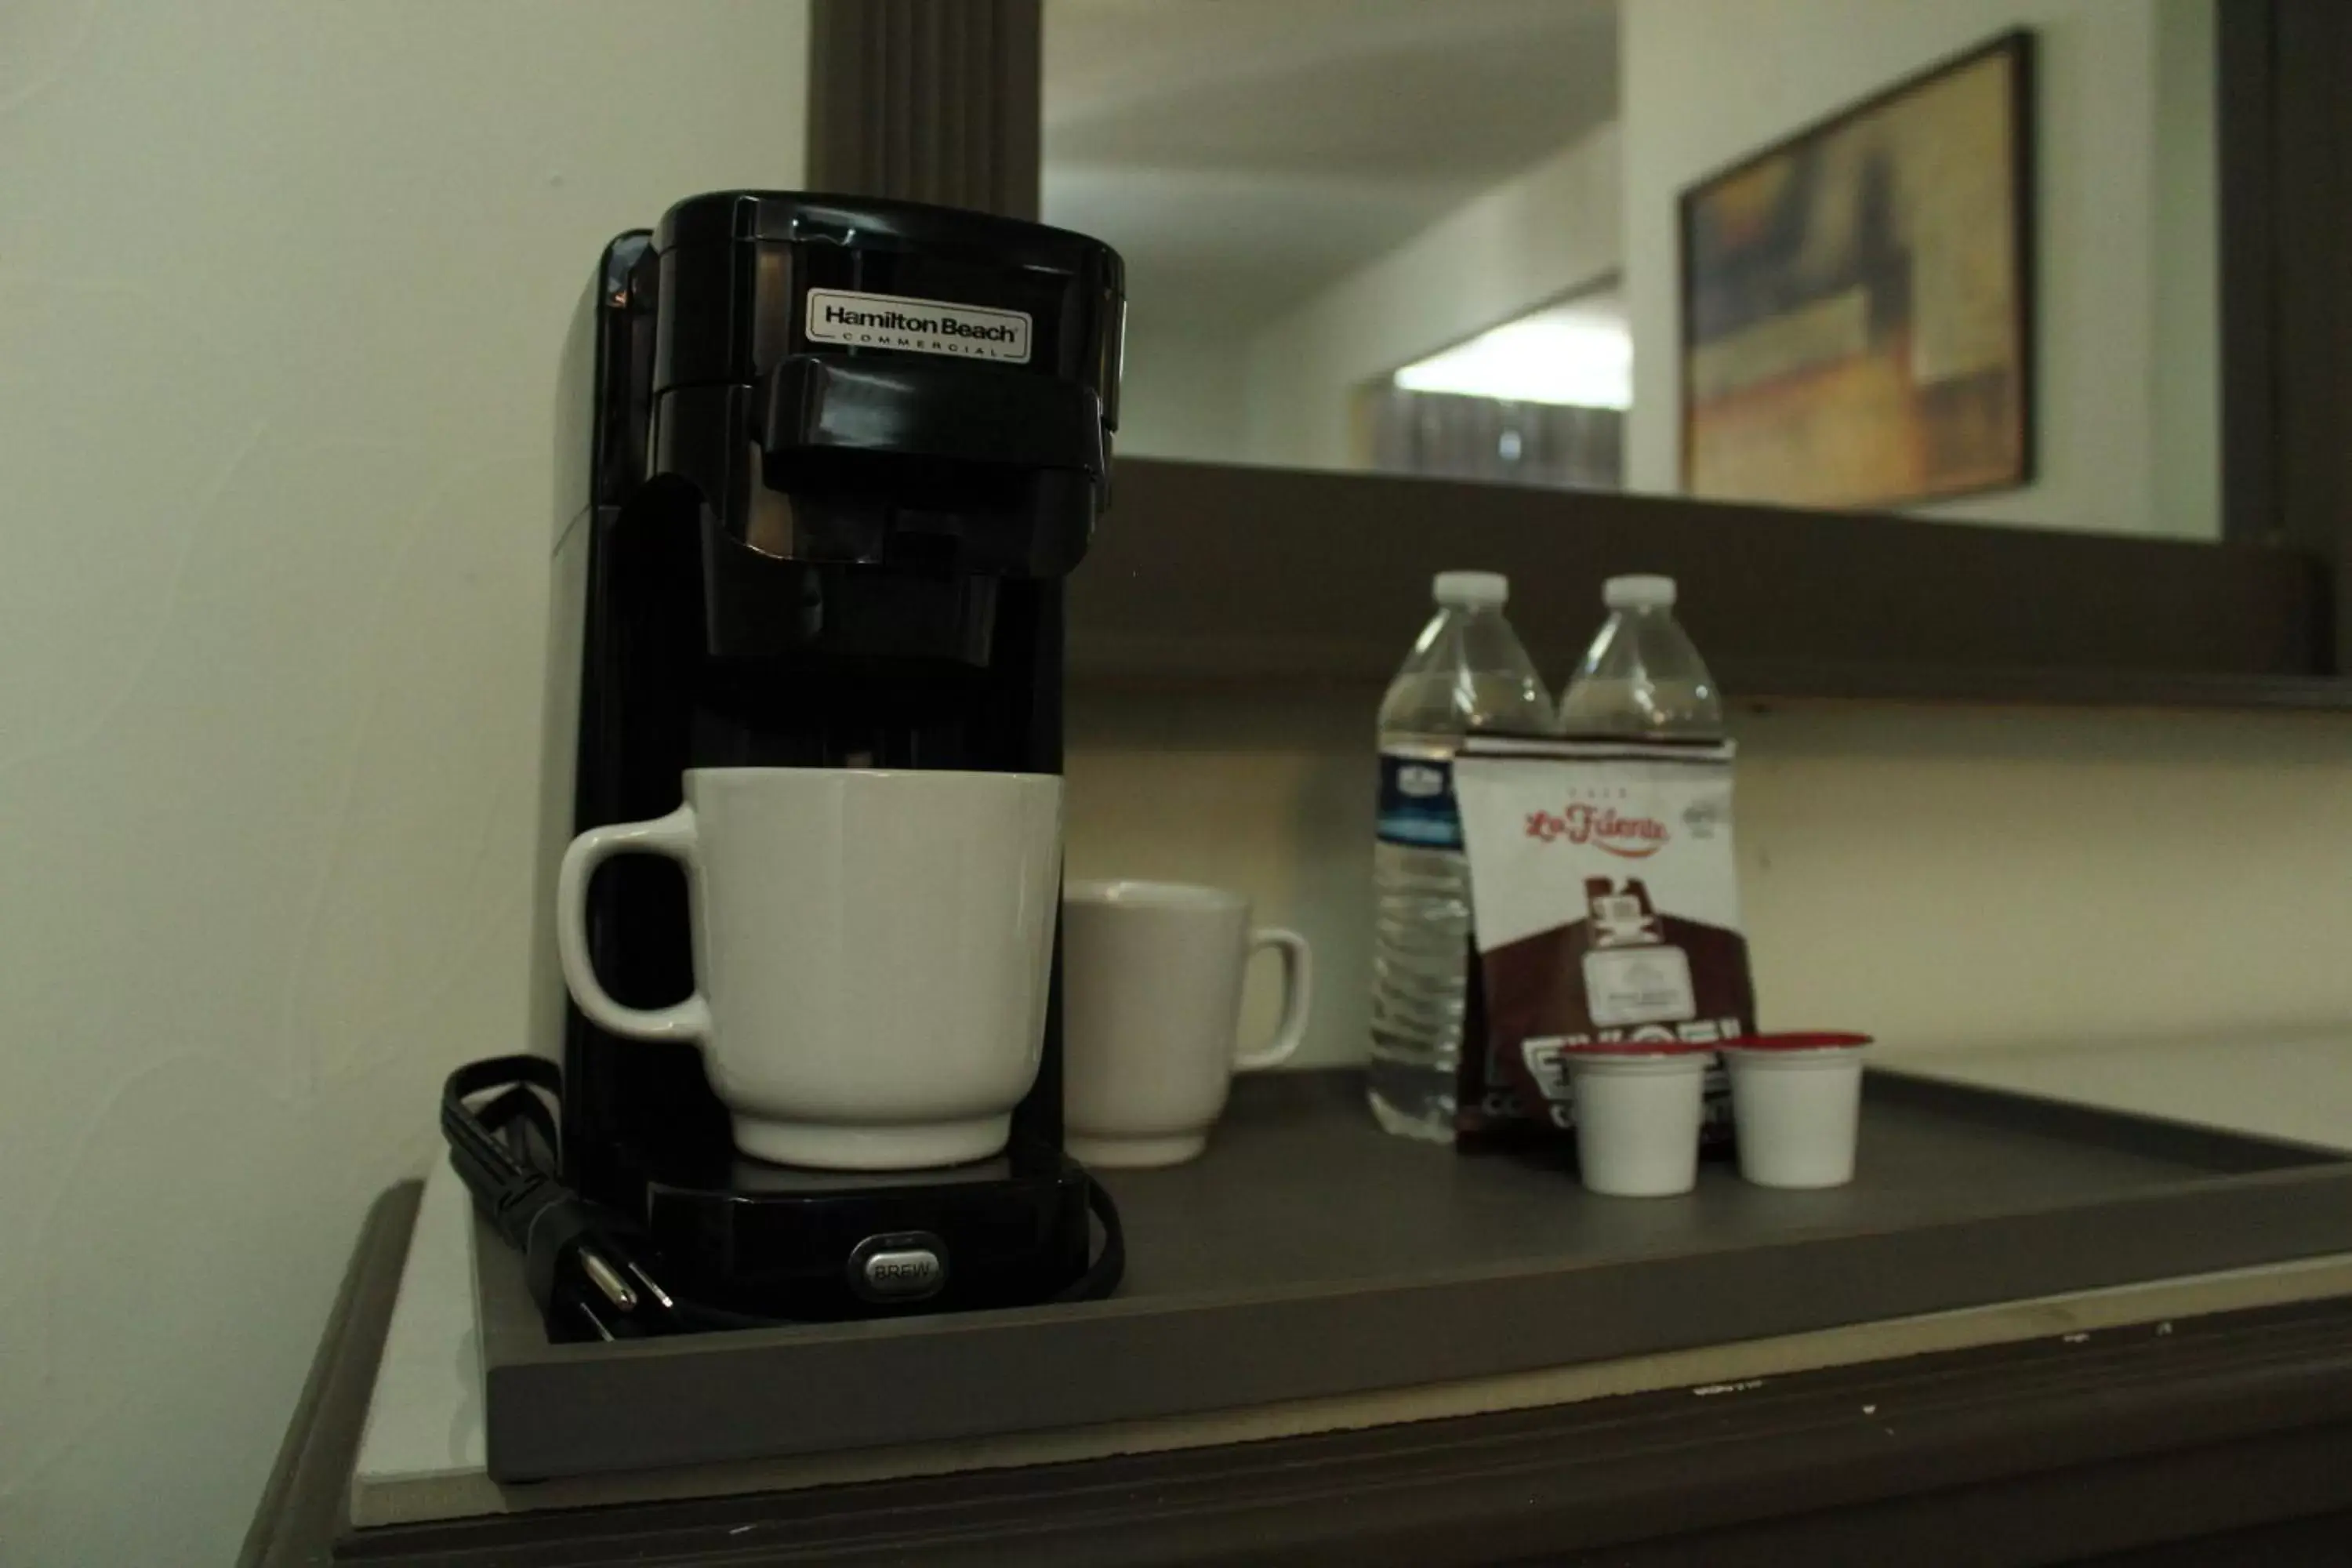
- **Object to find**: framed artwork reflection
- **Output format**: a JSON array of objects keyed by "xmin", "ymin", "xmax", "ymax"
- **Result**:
[{"xmin": 1680, "ymin": 31, "xmax": 2034, "ymax": 508}]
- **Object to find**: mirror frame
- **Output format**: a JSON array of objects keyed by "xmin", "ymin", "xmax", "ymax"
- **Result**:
[{"xmin": 808, "ymin": 0, "xmax": 2352, "ymax": 710}]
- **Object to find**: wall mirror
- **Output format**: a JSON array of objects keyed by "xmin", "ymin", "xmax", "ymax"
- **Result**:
[
  {"xmin": 1047, "ymin": 2, "xmax": 2215, "ymax": 538},
  {"xmin": 812, "ymin": 0, "xmax": 2352, "ymax": 706}
]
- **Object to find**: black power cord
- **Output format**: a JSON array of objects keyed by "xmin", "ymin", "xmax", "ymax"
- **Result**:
[
  {"xmin": 442, "ymin": 1055, "xmax": 1124, "ymax": 1339},
  {"xmin": 442, "ymin": 1055, "xmax": 688, "ymax": 1338}
]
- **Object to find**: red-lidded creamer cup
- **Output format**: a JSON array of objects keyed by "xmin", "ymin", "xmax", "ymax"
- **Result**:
[
  {"xmin": 1716, "ymin": 1033, "xmax": 1874, "ymax": 1189},
  {"xmin": 1562, "ymin": 1044, "xmax": 1709, "ymax": 1197}
]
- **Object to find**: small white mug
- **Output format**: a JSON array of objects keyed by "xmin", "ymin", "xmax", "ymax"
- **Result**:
[
  {"xmin": 556, "ymin": 767, "xmax": 1064, "ymax": 1172},
  {"xmin": 1062, "ymin": 880, "xmax": 1313, "ymax": 1168}
]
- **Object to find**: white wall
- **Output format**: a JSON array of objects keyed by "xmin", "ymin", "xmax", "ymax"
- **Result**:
[
  {"xmin": 1242, "ymin": 124, "xmax": 1623, "ymax": 471},
  {"xmin": 2151, "ymin": 0, "xmax": 2221, "ymax": 543},
  {"xmin": 1114, "ymin": 319, "xmax": 1253, "ymax": 463},
  {"xmin": 1621, "ymin": 0, "xmax": 2219, "ymax": 539},
  {"xmin": 0, "ymin": 4, "xmax": 808, "ymax": 1563},
  {"xmin": 1066, "ymin": 694, "xmax": 2352, "ymax": 1072}
]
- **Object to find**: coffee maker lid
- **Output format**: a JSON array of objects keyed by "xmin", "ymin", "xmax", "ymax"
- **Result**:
[
  {"xmin": 647, "ymin": 190, "xmax": 1126, "ymax": 446},
  {"xmin": 656, "ymin": 191, "xmax": 1124, "ymax": 286}
]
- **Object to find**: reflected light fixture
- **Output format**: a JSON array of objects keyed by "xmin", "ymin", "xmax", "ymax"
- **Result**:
[{"xmin": 1392, "ymin": 294, "xmax": 1632, "ymax": 410}]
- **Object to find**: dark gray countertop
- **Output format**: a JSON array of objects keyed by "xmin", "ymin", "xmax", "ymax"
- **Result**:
[
  {"xmin": 1109, "ymin": 1069, "xmax": 2296, "ymax": 1295},
  {"xmin": 249, "ymin": 1172, "xmax": 2352, "ymax": 1568},
  {"xmin": 475, "ymin": 1069, "xmax": 2352, "ymax": 1482}
]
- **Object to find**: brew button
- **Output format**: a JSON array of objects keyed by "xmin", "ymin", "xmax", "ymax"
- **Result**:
[{"xmin": 852, "ymin": 1241, "xmax": 946, "ymax": 1301}]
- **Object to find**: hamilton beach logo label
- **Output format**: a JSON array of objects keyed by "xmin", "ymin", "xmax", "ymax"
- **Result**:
[
  {"xmin": 805, "ymin": 287, "xmax": 1033, "ymax": 363},
  {"xmin": 1524, "ymin": 803, "xmax": 1668, "ymax": 858}
]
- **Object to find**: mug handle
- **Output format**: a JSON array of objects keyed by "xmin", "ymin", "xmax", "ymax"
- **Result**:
[
  {"xmin": 555, "ymin": 804, "xmax": 713, "ymax": 1042},
  {"xmin": 1234, "ymin": 927, "xmax": 1312, "ymax": 1071}
]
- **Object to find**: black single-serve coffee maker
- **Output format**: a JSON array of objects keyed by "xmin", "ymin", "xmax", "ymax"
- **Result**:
[{"xmin": 448, "ymin": 191, "xmax": 1127, "ymax": 1338}]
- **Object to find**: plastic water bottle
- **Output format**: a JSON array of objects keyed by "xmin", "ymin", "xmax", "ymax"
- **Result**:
[
  {"xmin": 1556, "ymin": 575, "xmax": 1725, "ymax": 739},
  {"xmin": 1368, "ymin": 571, "xmax": 1555, "ymax": 1141}
]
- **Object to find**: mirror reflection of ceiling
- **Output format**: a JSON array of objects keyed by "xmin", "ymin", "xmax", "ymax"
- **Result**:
[{"xmin": 1043, "ymin": 0, "xmax": 1620, "ymax": 337}]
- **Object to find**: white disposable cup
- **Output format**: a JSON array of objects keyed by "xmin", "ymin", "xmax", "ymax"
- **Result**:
[
  {"xmin": 1563, "ymin": 1052, "xmax": 1708, "ymax": 1197},
  {"xmin": 1722, "ymin": 1045, "xmax": 1869, "ymax": 1189}
]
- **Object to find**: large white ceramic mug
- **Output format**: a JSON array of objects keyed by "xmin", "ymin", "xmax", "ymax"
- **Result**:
[
  {"xmin": 556, "ymin": 768, "xmax": 1064, "ymax": 1172},
  {"xmin": 1062, "ymin": 880, "xmax": 1313, "ymax": 1168}
]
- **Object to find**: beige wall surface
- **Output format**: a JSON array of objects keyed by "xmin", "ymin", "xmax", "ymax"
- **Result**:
[
  {"xmin": 1116, "ymin": 318, "xmax": 1255, "ymax": 463},
  {"xmin": 1068, "ymin": 692, "xmax": 2352, "ymax": 1070},
  {"xmin": 0, "ymin": 3, "xmax": 808, "ymax": 1563}
]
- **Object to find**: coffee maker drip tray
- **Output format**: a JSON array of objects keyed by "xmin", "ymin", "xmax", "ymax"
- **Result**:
[
  {"xmin": 641, "ymin": 1142, "xmax": 1094, "ymax": 1323},
  {"xmin": 720, "ymin": 1152, "xmax": 1017, "ymax": 1194}
]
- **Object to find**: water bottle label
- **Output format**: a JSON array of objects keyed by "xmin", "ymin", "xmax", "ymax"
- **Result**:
[{"xmin": 1376, "ymin": 748, "xmax": 1462, "ymax": 849}]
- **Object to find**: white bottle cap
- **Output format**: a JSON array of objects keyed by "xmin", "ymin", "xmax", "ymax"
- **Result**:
[
  {"xmin": 1603, "ymin": 574, "xmax": 1677, "ymax": 611},
  {"xmin": 1433, "ymin": 570, "xmax": 1508, "ymax": 608}
]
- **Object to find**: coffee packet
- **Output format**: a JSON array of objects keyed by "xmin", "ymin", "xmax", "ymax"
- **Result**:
[{"xmin": 1450, "ymin": 737, "xmax": 1755, "ymax": 1143}]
